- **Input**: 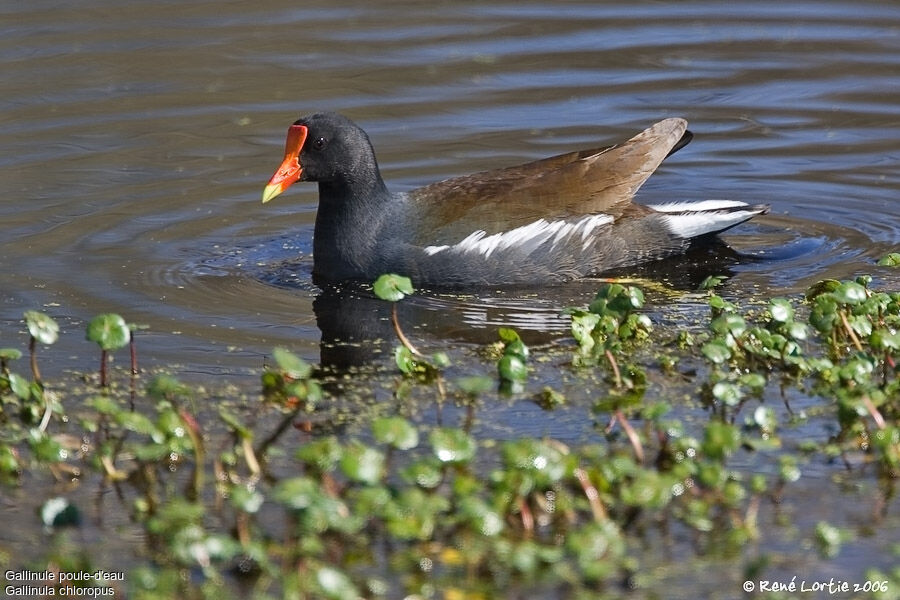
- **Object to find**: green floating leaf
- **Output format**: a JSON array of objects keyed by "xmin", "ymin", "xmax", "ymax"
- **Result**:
[
  {"xmin": 372, "ymin": 416, "xmax": 419, "ymax": 450},
  {"xmin": 316, "ymin": 566, "xmax": 359, "ymax": 600},
  {"xmin": 537, "ymin": 386, "xmax": 566, "ymax": 410},
  {"xmin": 394, "ymin": 346, "xmax": 418, "ymax": 375},
  {"xmin": 702, "ymin": 421, "xmax": 741, "ymax": 460},
  {"xmin": 753, "ymin": 405, "xmax": 777, "ymax": 433},
  {"xmin": 373, "ymin": 273, "xmax": 414, "ymax": 302},
  {"xmin": 430, "ymin": 428, "xmax": 476, "ymax": 464},
  {"xmin": 0, "ymin": 444, "xmax": 20, "ymax": 475},
  {"xmin": 147, "ymin": 374, "xmax": 190, "ymax": 400},
  {"xmin": 570, "ymin": 312, "xmax": 601, "ymax": 352},
  {"xmin": 498, "ymin": 327, "xmax": 521, "ymax": 343},
  {"xmin": 710, "ymin": 313, "xmax": 746, "ymax": 337},
  {"xmin": 876, "ymin": 252, "xmax": 900, "ymax": 267},
  {"xmin": 707, "ymin": 294, "xmax": 736, "ymax": 313},
  {"xmin": 295, "ymin": 436, "xmax": 343, "ymax": 472},
  {"xmin": 701, "ymin": 340, "xmax": 732, "ymax": 364},
  {"xmin": 0, "ymin": 348, "xmax": 22, "ymax": 361},
  {"xmin": 384, "ymin": 488, "xmax": 449, "ymax": 540},
  {"xmin": 86, "ymin": 313, "xmax": 130, "ymax": 351},
  {"xmin": 712, "ymin": 381, "xmax": 742, "ymax": 406},
  {"xmin": 230, "ymin": 485, "xmax": 264, "ymax": 514},
  {"xmin": 273, "ymin": 476, "xmax": 320, "ymax": 510},
  {"xmin": 400, "ymin": 457, "xmax": 443, "ymax": 489},
  {"xmin": 815, "ymin": 521, "xmax": 844, "ymax": 559},
  {"xmin": 498, "ymin": 354, "xmax": 528, "ymax": 383},
  {"xmin": 871, "ymin": 329, "xmax": 900, "ymax": 350},
  {"xmin": 805, "ymin": 278, "xmax": 841, "ymax": 300},
  {"xmin": 768, "ymin": 298, "xmax": 794, "ymax": 323},
  {"xmin": 24, "ymin": 310, "xmax": 59, "ymax": 345},
  {"xmin": 8, "ymin": 372, "xmax": 32, "ymax": 400},
  {"xmin": 431, "ymin": 351, "xmax": 451, "ymax": 369},
  {"xmin": 339, "ymin": 442, "xmax": 384, "ymax": 484},
  {"xmin": 220, "ymin": 410, "xmax": 252, "ymax": 439},
  {"xmin": 272, "ymin": 347, "xmax": 312, "ymax": 379},
  {"xmin": 699, "ymin": 275, "xmax": 728, "ymax": 290},
  {"xmin": 778, "ymin": 455, "xmax": 801, "ymax": 483},
  {"xmin": 504, "ymin": 338, "xmax": 530, "ymax": 361},
  {"xmin": 832, "ymin": 281, "xmax": 867, "ymax": 305},
  {"xmin": 455, "ymin": 375, "xmax": 494, "ymax": 396},
  {"xmin": 589, "ymin": 283, "xmax": 644, "ymax": 318}
]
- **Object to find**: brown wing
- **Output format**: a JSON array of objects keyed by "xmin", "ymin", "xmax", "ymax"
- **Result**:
[{"xmin": 408, "ymin": 118, "xmax": 689, "ymax": 245}]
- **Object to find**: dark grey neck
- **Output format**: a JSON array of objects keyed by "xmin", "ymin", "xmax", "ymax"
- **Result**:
[{"xmin": 312, "ymin": 173, "xmax": 393, "ymax": 281}]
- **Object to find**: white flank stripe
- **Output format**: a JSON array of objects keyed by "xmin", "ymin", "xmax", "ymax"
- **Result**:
[
  {"xmin": 648, "ymin": 199, "xmax": 749, "ymax": 213},
  {"xmin": 663, "ymin": 210, "xmax": 760, "ymax": 238},
  {"xmin": 423, "ymin": 214, "xmax": 614, "ymax": 258}
]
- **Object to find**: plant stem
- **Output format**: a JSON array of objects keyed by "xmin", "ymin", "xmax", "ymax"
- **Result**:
[
  {"xmin": 100, "ymin": 349, "xmax": 108, "ymax": 387},
  {"xmin": 604, "ymin": 349, "xmax": 622, "ymax": 387},
  {"xmin": 130, "ymin": 330, "xmax": 138, "ymax": 375},
  {"xmin": 574, "ymin": 467, "xmax": 608, "ymax": 522},
  {"xmin": 29, "ymin": 336, "xmax": 42, "ymax": 387},
  {"xmin": 839, "ymin": 310, "xmax": 864, "ymax": 352},
  {"xmin": 615, "ymin": 409, "xmax": 645, "ymax": 464},
  {"xmin": 391, "ymin": 303, "xmax": 423, "ymax": 357}
]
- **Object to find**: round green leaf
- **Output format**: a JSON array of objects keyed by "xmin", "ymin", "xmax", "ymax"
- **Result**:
[
  {"xmin": 815, "ymin": 521, "xmax": 843, "ymax": 559},
  {"xmin": 373, "ymin": 274, "xmax": 414, "ymax": 302},
  {"xmin": 712, "ymin": 382, "xmax": 742, "ymax": 406},
  {"xmin": 394, "ymin": 346, "xmax": 417, "ymax": 374},
  {"xmin": 24, "ymin": 311, "xmax": 59, "ymax": 345},
  {"xmin": 498, "ymin": 327, "xmax": 521, "ymax": 343},
  {"xmin": 316, "ymin": 566, "xmax": 359, "ymax": 600},
  {"xmin": 455, "ymin": 375, "xmax": 494, "ymax": 396},
  {"xmin": 805, "ymin": 279, "xmax": 841, "ymax": 300},
  {"xmin": 339, "ymin": 442, "xmax": 384, "ymax": 484},
  {"xmin": 273, "ymin": 476, "xmax": 320, "ymax": 510},
  {"xmin": 768, "ymin": 298, "xmax": 794, "ymax": 323},
  {"xmin": 372, "ymin": 417, "xmax": 419, "ymax": 450},
  {"xmin": 498, "ymin": 354, "xmax": 528, "ymax": 382},
  {"xmin": 504, "ymin": 338, "xmax": 529, "ymax": 360},
  {"xmin": 295, "ymin": 437, "xmax": 343, "ymax": 472},
  {"xmin": 832, "ymin": 281, "xmax": 867, "ymax": 305},
  {"xmin": 710, "ymin": 313, "xmax": 746, "ymax": 337},
  {"xmin": 0, "ymin": 348, "xmax": 22, "ymax": 361},
  {"xmin": 431, "ymin": 351, "xmax": 451, "ymax": 368},
  {"xmin": 699, "ymin": 275, "xmax": 727, "ymax": 290},
  {"xmin": 702, "ymin": 421, "xmax": 741, "ymax": 460},
  {"xmin": 701, "ymin": 340, "xmax": 732, "ymax": 364},
  {"xmin": 430, "ymin": 428, "xmax": 476, "ymax": 463},
  {"xmin": 876, "ymin": 252, "xmax": 900, "ymax": 267},
  {"xmin": 230, "ymin": 485, "xmax": 264, "ymax": 514},
  {"xmin": 272, "ymin": 347, "xmax": 312, "ymax": 378},
  {"xmin": 753, "ymin": 405, "xmax": 777, "ymax": 433},
  {"xmin": 86, "ymin": 313, "xmax": 130, "ymax": 351},
  {"xmin": 8, "ymin": 372, "xmax": 31, "ymax": 400}
]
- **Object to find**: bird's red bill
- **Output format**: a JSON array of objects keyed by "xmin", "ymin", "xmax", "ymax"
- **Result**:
[{"xmin": 262, "ymin": 124, "xmax": 308, "ymax": 203}]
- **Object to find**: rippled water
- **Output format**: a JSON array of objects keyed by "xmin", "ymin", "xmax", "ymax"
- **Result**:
[
  {"xmin": 1, "ymin": 0, "xmax": 899, "ymax": 591},
  {"xmin": 2, "ymin": 0, "xmax": 898, "ymax": 373}
]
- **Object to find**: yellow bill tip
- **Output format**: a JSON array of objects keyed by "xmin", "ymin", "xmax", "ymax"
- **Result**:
[{"xmin": 262, "ymin": 183, "xmax": 282, "ymax": 204}]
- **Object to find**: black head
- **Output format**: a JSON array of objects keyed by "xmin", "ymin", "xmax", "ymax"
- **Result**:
[{"xmin": 262, "ymin": 112, "xmax": 383, "ymax": 203}]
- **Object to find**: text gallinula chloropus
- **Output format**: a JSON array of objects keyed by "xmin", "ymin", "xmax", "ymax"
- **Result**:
[{"xmin": 263, "ymin": 112, "xmax": 768, "ymax": 286}]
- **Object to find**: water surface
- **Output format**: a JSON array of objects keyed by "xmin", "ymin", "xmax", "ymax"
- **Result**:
[{"xmin": 1, "ymin": 0, "xmax": 899, "ymax": 594}]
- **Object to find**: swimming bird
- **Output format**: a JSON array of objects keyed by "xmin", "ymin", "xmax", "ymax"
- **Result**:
[{"xmin": 262, "ymin": 112, "xmax": 768, "ymax": 286}]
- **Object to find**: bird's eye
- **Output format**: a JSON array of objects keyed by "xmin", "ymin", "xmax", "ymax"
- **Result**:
[{"xmin": 312, "ymin": 136, "xmax": 327, "ymax": 151}]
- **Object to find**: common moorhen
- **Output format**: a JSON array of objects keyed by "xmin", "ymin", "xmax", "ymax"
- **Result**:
[{"xmin": 263, "ymin": 112, "xmax": 768, "ymax": 286}]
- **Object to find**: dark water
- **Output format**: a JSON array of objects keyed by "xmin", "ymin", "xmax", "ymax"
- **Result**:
[
  {"xmin": 3, "ymin": 0, "xmax": 899, "ymax": 371},
  {"xmin": 2, "ymin": 0, "xmax": 899, "ymax": 594}
]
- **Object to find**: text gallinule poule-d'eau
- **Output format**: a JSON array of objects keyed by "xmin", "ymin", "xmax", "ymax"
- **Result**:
[{"xmin": 263, "ymin": 112, "xmax": 768, "ymax": 286}]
